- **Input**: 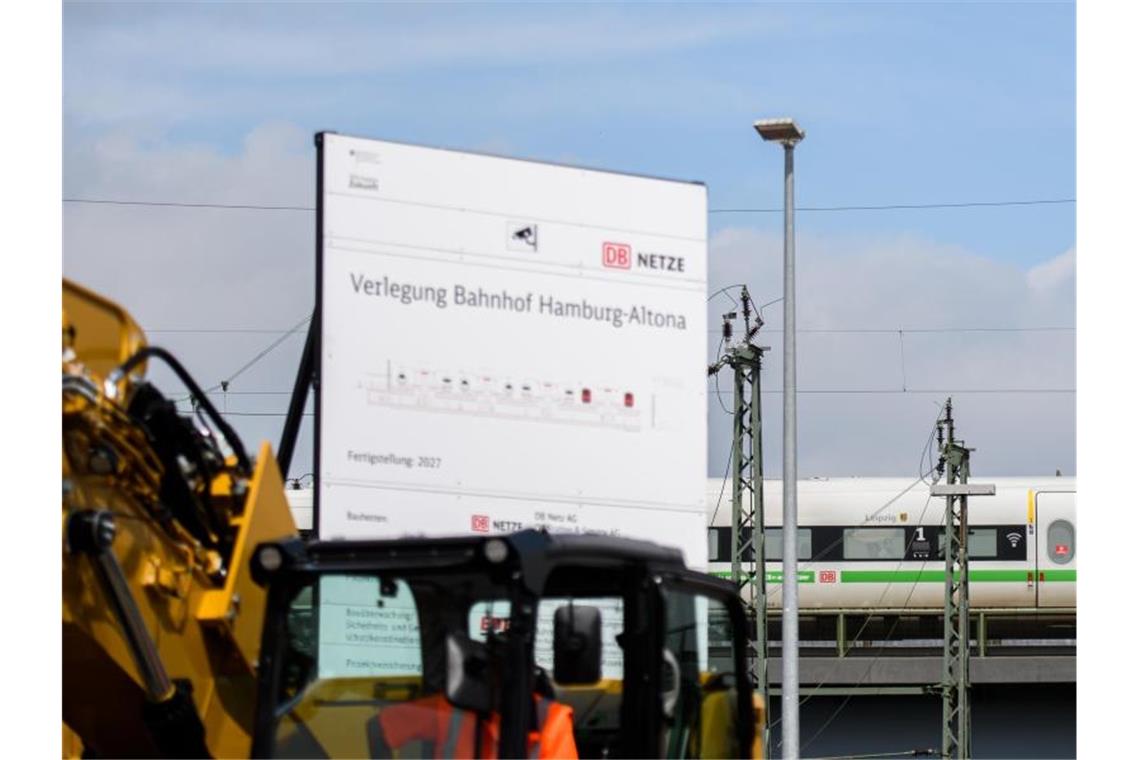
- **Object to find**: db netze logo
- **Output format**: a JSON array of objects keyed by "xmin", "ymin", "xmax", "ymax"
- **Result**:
[
  {"xmin": 819, "ymin": 570, "xmax": 838, "ymax": 584},
  {"xmin": 471, "ymin": 514, "xmax": 490, "ymax": 533},
  {"xmin": 602, "ymin": 242, "xmax": 632, "ymax": 269}
]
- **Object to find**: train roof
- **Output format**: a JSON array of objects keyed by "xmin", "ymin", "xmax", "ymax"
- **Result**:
[
  {"xmin": 705, "ymin": 475, "xmax": 1076, "ymax": 498},
  {"xmin": 705, "ymin": 476, "xmax": 1075, "ymax": 526}
]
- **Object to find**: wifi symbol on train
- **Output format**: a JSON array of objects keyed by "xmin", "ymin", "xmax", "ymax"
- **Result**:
[{"xmin": 1007, "ymin": 532, "xmax": 1022, "ymax": 548}]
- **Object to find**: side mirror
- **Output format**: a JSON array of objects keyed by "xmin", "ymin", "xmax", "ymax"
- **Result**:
[
  {"xmin": 553, "ymin": 604, "xmax": 602, "ymax": 684},
  {"xmin": 445, "ymin": 632, "xmax": 492, "ymax": 714}
]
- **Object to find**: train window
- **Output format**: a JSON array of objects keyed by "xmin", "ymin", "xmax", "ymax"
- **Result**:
[
  {"xmin": 1047, "ymin": 520, "xmax": 1075, "ymax": 564},
  {"xmin": 707, "ymin": 527, "xmax": 734, "ymax": 562},
  {"xmin": 843, "ymin": 528, "xmax": 905, "ymax": 560},
  {"xmin": 935, "ymin": 528, "xmax": 1000, "ymax": 559},
  {"xmin": 765, "ymin": 528, "xmax": 812, "ymax": 561},
  {"xmin": 969, "ymin": 528, "xmax": 997, "ymax": 558}
]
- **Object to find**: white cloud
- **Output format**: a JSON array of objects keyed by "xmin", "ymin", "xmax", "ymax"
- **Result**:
[
  {"xmin": 1027, "ymin": 246, "xmax": 1076, "ymax": 292},
  {"xmin": 706, "ymin": 227, "xmax": 1075, "ymax": 477},
  {"xmin": 65, "ymin": 6, "xmax": 787, "ymax": 79},
  {"xmin": 60, "ymin": 5, "xmax": 803, "ymax": 131}
]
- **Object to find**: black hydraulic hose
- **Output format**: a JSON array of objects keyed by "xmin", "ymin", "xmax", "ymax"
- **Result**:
[
  {"xmin": 108, "ymin": 346, "xmax": 252, "ymax": 474},
  {"xmin": 96, "ymin": 547, "xmax": 176, "ymax": 700},
  {"xmin": 69, "ymin": 510, "xmax": 175, "ymax": 701},
  {"xmin": 68, "ymin": 510, "xmax": 211, "ymax": 757}
]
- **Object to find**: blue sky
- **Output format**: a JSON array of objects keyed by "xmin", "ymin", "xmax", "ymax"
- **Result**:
[
  {"xmin": 64, "ymin": 2, "xmax": 1074, "ymax": 265},
  {"xmin": 61, "ymin": 2, "xmax": 1076, "ymax": 478}
]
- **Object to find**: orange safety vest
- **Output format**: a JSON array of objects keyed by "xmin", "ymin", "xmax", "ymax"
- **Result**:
[{"xmin": 375, "ymin": 693, "xmax": 578, "ymax": 759}]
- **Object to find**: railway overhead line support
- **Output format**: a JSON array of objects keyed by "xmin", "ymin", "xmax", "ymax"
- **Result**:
[
  {"xmin": 709, "ymin": 285, "xmax": 771, "ymax": 752},
  {"xmin": 932, "ymin": 398, "xmax": 995, "ymax": 759}
]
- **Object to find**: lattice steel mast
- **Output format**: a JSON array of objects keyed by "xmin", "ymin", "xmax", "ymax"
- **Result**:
[
  {"xmin": 708, "ymin": 286, "xmax": 769, "ymax": 747},
  {"xmin": 933, "ymin": 398, "xmax": 993, "ymax": 759}
]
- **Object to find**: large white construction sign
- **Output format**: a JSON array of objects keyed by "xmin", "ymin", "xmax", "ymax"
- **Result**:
[{"xmin": 315, "ymin": 132, "xmax": 708, "ymax": 568}]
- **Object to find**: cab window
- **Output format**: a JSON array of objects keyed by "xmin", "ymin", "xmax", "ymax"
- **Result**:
[
  {"xmin": 660, "ymin": 587, "xmax": 748, "ymax": 759},
  {"xmin": 270, "ymin": 572, "xmax": 513, "ymax": 760},
  {"xmin": 467, "ymin": 597, "xmax": 627, "ymax": 677}
]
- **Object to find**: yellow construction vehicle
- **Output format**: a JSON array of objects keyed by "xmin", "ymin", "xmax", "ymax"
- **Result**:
[
  {"xmin": 62, "ymin": 278, "xmax": 763, "ymax": 758},
  {"xmin": 62, "ymin": 278, "xmax": 298, "ymax": 757},
  {"xmin": 249, "ymin": 530, "xmax": 765, "ymax": 758}
]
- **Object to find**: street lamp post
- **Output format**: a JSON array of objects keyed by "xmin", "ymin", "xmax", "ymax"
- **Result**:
[{"xmin": 754, "ymin": 116, "xmax": 805, "ymax": 760}]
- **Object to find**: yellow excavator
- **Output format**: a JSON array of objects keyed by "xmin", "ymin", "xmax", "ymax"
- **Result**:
[
  {"xmin": 62, "ymin": 279, "xmax": 764, "ymax": 759},
  {"xmin": 62, "ymin": 279, "xmax": 297, "ymax": 757}
]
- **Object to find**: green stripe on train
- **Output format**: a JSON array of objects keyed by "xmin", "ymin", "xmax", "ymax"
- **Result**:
[
  {"xmin": 709, "ymin": 570, "xmax": 816, "ymax": 583},
  {"xmin": 839, "ymin": 569, "xmax": 1076, "ymax": 583},
  {"xmin": 768, "ymin": 571, "xmax": 815, "ymax": 584},
  {"xmin": 709, "ymin": 569, "xmax": 1076, "ymax": 583},
  {"xmin": 1041, "ymin": 570, "xmax": 1076, "ymax": 582}
]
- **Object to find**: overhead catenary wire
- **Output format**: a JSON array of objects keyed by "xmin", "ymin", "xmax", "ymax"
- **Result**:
[
  {"xmin": 919, "ymin": 411, "xmax": 941, "ymax": 486},
  {"xmin": 707, "ymin": 438, "xmax": 736, "ymax": 528},
  {"xmin": 185, "ymin": 390, "xmax": 295, "ymax": 396},
  {"xmin": 805, "ymin": 751, "xmax": 935, "ymax": 760},
  {"xmin": 898, "ymin": 330, "xmax": 908, "ymax": 392},
  {"xmin": 719, "ymin": 388, "xmax": 1075, "ymax": 395},
  {"xmin": 178, "ymin": 385, "xmax": 1074, "ymax": 417},
  {"xmin": 189, "ymin": 387, "xmax": 1076, "ymax": 397},
  {"xmin": 147, "ymin": 327, "xmax": 310, "ymax": 335},
  {"xmin": 709, "ymin": 198, "xmax": 1074, "ymax": 213},
  {"xmin": 214, "ymin": 313, "xmax": 311, "ymax": 389},
  {"xmin": 63, "ymin": 196, "xmax": 1075, "ymax": 214},
  {"xmin": 704, "ymin": 326, "xmax": 1075, "ymax": 334},
  {"xmin": 64, "ymin": 198, "xmax": 314, "ymax": 211},
  {"xmin": 194, "ymin": 411, "xmax": 315, "ymax": 418},
  {"xmin": 710, "ymin": 335, "xmax": 735, "ymax": 417},
  {"xmin": 707, "ymin": 284, "xmax": 745, "ymax": 305},
  {"xmin": 176, "ymin": 313, "xmax": 311, "ymax": 404},
  {"xmin": 147, "ymin": 324, "xmax": 1075, "ymax": 336}
]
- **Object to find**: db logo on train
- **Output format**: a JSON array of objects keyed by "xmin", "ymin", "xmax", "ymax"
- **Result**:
[
  {"xmin": 819, "ymin": 570, "xmax": 838, "ymax": 584},
  {"xmin": 471, "ymin": 514, "xmax": 491, "ymax": 533},
  {"xmin": 602, "ymin": 242, "xmax": 632, "ymax": 269}
]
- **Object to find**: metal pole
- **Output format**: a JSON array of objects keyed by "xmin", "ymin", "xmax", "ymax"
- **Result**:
[
  {"xmin": 780, "ymin": 140, "xmax": 800, "ymax": 759},
  {"xmin": 938, "ymin": 397, "xmax": 979, "ymax": 759},
  {"xmin": 715, "ymin": 296, "xmax": 771, "ymax": 752},
  {"xmin": 278, "ymin": 316, "xmax": 316, "ymax": 477}
]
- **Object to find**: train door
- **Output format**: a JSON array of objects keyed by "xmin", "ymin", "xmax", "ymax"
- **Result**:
[{"xmin": 1035, "ymin": 491, "xmax": 1076, "ymax": 608}]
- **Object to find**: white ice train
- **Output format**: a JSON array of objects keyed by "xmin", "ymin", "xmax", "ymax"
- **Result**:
[
  {"xmin": 705, "ymin": 476, "xmax": 1076, "ymax": 610},
  {"xmin": 285, "ymin": 475, "xmax": 1076, "ymax": 611}
]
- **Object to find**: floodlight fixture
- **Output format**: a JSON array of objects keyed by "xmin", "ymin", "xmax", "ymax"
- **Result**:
[{"xmin": 753, "ymin": 118, "xmax": 805, "ymax": 145}]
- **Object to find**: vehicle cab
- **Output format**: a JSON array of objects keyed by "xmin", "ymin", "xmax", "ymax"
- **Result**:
[{"xmin": 250, "ymin": 530, "xmax": 760, "ymax": 758}]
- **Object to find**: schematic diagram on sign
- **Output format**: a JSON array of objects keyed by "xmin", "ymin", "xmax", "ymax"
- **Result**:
[{"xmin": 359, "ymin": 360, "xmax": 655, "ymax": 432}]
